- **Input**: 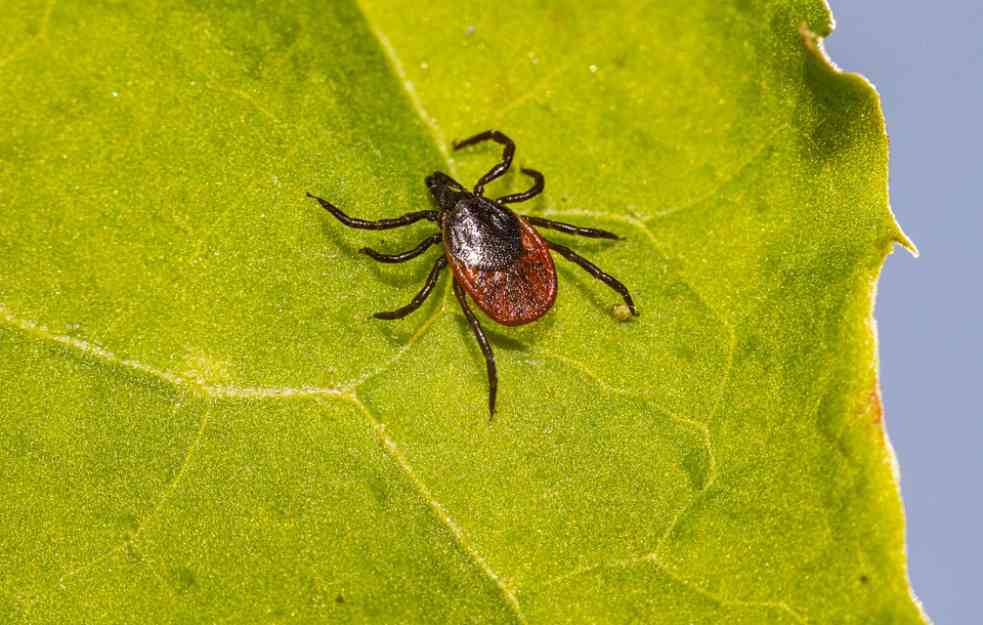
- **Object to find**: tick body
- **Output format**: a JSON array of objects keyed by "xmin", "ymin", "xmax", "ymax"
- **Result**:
[
  {"xmin": 437, "ymin": 180, "xmax": 558, "ymax": 325},
  {"xmin": 308, "ymin": 130, "xmax": 638, "ymax": 417}
]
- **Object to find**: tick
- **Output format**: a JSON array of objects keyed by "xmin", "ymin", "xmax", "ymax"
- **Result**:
[{"xmin": 307, "ymin": 130, "xmax": 638, "ymax": 417}]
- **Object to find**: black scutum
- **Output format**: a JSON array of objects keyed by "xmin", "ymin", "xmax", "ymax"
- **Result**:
[{"xmin": 445, "ymin": 197, "xmax": 522, "ymax": 270}]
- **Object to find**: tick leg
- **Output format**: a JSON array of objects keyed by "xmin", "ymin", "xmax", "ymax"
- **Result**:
[
  {"xmin": 453, "ymin": 280, "xmax": 498, "ymax": 418},
  {"xmin": 524, "ymin": 216, "xmax": 621, "ymax": 240},
  {"xmin": 373, "ymin": 256, "xmax": 448, "ymax": 320},
  {"xmin": 451, "ymin": 130, "xmax": 515, "ymax": 197},
  {"xmin": 498, "ymin": 168, "xmax": 545, "ymax": 204},
  {"xmin": 360, "ymin": 233, "xmax": 442, "ymax": 263},
  {"xmin": 307, "ymin": 192, "xmax": 437, "ymax": 229},
  {"xmin": 545, "ymin": 239, "xmax": 639, "ymax": 316}
]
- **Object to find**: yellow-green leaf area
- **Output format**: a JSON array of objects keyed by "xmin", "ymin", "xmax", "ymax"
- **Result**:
[{"xmin": 0, "ymin": 1, "xmax": 926, "ymax": 623}]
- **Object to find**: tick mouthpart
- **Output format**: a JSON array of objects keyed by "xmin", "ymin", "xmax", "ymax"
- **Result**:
[
  {"xmin": 426, "ymin": 171, "xmax": 468, "ymax": 209},
  {"xmin": 426, "ymin": 171, "xmax": 460, "ymax": 193}
]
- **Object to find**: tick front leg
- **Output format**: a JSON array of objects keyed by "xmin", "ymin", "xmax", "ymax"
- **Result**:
[
  {"xmin": 307, "ymin": 192, "xmax": 437, "ymax": 229},
  {"xmin": 524, "ymin": 216, "xmax": 620, "ymax": 240},
  {"xmin": 545, "ymin": 239, "xmax": 638, "ymax": 316},
  {"xmin": 360, "ymin": 233, "xmax": 442, "ymax": 263},
  {"xmin": 498, "ymin": 168, "xmax": 545, "ymax": 204},
  {"xmin": 451, "ymin": 130, "xmax": 515, "ymax": 197},
  {"xmin": 453, "ymin": 280, "xmax": 498, "ymax": 418},
  {"xmin": 373, "ymin": 256, "xmax": 447, "ymax": 319}
]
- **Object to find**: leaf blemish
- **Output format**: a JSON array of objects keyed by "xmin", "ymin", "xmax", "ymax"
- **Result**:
[
  {"xmin": 170, "ymin": 566, "xmax": 196, "ymax": 593},
  {"xmin": 680, "ymin": 446, "xmax": 710, "ymax": 491},
  {"xmin": 866, "ymin": 386, "xmax": 884, "ymax": 425}
]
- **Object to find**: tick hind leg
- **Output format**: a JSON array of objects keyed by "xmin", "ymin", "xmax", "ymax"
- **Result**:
[
  {"xmin": 546, "ymin": 239, "xmax": 639, "ymax": 316},
  {"xmin": 498, "ymin": 168, "xmax": 544, "ymax": 204},
  {"xmin": 452, "ymin": 130, "xmax": 515, "ymax": 197},
  {"xmin": 523, "ymin": 216, "xmax": 620, "ymax": 240},
  {"xmin": 307, "ymin": 192, "xmax": 437, "ymax": 229},
  {"xmin": 453, "ymin": 280, "xmax": 498, "ymax": 418},
  {"xmin": 360, "ymin": 233, "xmax": 442, "ymax": 263},
  {"xmin": 374, "ymin": 256, "xmax": 447, "ymax": 319}
]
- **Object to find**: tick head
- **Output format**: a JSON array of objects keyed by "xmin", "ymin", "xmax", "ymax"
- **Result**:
[{"xmin": 426, "ymin": 171, "xmax": 469, "ymax": 210}]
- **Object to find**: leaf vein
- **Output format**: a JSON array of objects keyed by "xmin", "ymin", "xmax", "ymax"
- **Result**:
[
  {"xmin": 57, "ymin": 403, "xmax": 211, "ymax": 586},
  {"xmin": 534, "ymin": 348, "xmax": 714, "ymax": 438},
  {"xmin": 646, "ymin": 122, "xmax": 789, "ymax": 220},
  {"xmin": 354, "ymin": 0, "xmax": 456, "ymax": 174},
  {"xmin": 493, "ymin": 1, "xmax": 656, "ymax": 120},
  {"xmin": 644, "ymin": 556, "xmax": 809, "ymax": 624},
  {"xmin": 537, "ymin": 209, "xmax": 735, "ymax": 335},
  {"xmin": 337, "ymin": 299, "xmax": 448, "ymax": 393},
  {"xmin": 540, "ymin": 555, "xmax": 807, "ymax": 624},
  {"xmin": 0, "ymin": 303, "xmax": 344, "ymax": 399},
  {"xmin": 0, "ymin": 0, "xmax": 55, "ymax": 70},
  {"xmin": 345, "ymin": 393, "xmax": 527, "ymax": 624}
]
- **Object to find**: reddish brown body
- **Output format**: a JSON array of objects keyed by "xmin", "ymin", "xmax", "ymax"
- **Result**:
[{"xmin": 446, "ymin": 217, "xmax": 557, "ymax": 326}]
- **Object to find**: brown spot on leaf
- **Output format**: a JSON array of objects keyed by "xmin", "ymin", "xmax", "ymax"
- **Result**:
[{"xmin": 866, "ymin": 385, "xmax": 884, "ymax": 425}]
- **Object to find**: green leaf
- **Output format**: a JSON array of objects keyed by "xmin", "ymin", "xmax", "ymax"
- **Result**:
[{"xmin": 0, "ymin": 0, "xmax": 926, "ymax": 623}]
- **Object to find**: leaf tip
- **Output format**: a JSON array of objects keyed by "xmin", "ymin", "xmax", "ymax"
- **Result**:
[
  {"xmin": 893, "ymin": 227, "xmax": 919, "ymax": 258},
  {"xmin": 799, "ymin": 13, "xmax": 919, "ymax": 261}
]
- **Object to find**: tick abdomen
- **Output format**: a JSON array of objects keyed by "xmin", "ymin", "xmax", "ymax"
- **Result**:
[
  {"xmin": 446, "ymin": 212, "xmax": 558, "ymax": 327},
  {"xmin": 444, "ymin": 198, "xmax": 523, "ymax": 270}
]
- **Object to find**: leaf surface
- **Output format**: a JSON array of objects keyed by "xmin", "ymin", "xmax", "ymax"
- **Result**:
[{"xmin": 0, "ymin": 0, "xmax": 926, "ymax": 623}]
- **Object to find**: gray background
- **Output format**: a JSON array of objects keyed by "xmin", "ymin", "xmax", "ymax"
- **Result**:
[{"xmin": 825, "ymin": 1, "xmax": 981, "ymax": 623}]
